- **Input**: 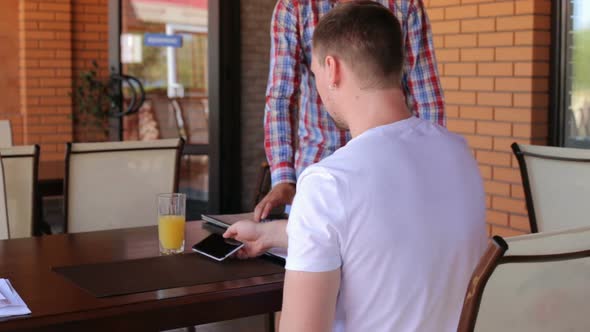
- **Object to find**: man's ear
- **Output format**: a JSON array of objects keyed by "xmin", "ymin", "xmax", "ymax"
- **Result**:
[{"xmin": 325, "ymin": 55, "xmax": 341, "ymax": 88}]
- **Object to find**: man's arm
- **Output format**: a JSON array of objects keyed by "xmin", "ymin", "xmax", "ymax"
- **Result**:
[
  {"xmin": 254, "ymin": 0, "xmax": 302, "ymax": 221},
  {"xmin": 264, "ymin": 0, "xmax": 301, "ymax": 185},
  {"xmin": 403, "ymin": 0, "xmax": 445, "ymax": 126},
  {"xmin": 223, "ymin": 220, "xmax": 288, "ymax": 258},
  {"xmin": 280, "ymin": 269, "xmax": 341, "ymax": 332}
]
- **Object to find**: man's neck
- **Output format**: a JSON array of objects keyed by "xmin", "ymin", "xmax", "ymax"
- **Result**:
[{"xmin": 346, "ymin": 88, "xmax": 412, "ymax": 138}]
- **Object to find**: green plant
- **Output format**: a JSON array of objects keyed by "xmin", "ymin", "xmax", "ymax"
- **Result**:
[{"xmin": 71, "ymin": 60, "xmax": 112, "ymax": 138}]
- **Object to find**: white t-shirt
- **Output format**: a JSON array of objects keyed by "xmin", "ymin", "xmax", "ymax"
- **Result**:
[{"xmin": 286, "ymin": 116, "xmax": 487, "ymax": 332}]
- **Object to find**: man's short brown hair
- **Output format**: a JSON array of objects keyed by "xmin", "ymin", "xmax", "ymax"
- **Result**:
[{"xmin": 312, "ymin": 1, "xmax": 403, "ymax": 89}]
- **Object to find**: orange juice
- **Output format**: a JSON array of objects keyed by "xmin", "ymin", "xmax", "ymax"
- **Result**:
[{"xmin": 158, "ymin": 215, "xmax": 186, "ymax": 251}]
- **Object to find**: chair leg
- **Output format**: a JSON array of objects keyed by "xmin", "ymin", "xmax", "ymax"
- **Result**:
[{"xmin": 268, "ymin": 312, "xmax": 276, "ymax": 332}]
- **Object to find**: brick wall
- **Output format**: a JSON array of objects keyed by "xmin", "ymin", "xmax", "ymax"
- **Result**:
[
  {"xmin": 11, "ymin": 0, "xmax": 110, "ymax": 159},
  {"xmin": 18, "ymin": 0, "xmax": 74, "ymax": 161},
  {"xmin": 239, "ymin": 0, "xmax": 275, "ymax": 211},
  {"xmin": 0, "ymin": 0, "xmax": 22, "ymax": 145},
  {"xmin": 72, "ymin": 0, "xmax": 109, "ymax": 142},
  {"xmin": 425, "ymin": 0, "xmax": 551, "ymax": 237}
]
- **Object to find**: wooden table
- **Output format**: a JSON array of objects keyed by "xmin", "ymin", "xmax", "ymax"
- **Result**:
[{"xmin": 0, "ymin": 221, "xmax": 284, "ymax": 331}]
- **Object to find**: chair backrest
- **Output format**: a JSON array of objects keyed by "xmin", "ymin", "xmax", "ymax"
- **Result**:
[
  {"xmin": 458, "ymin": 227, "xmax": 590, "ymax": 332},
  {"xmin": 0, "ymin": 120, "xmax": 12, "ymax": 148},
  {"xmin": 0, "ymin": 156, "xmax": 9, "ymax": 240},
  {"xmin": 512, "ymin": 143, "xmax": 590, "ymax": 233},
  {"xmin": 253, "ymin": 162, "xmax": 271, "ymax": 209},
  {"xmin": 65, "ymin": 139, "xmax": 183, "ymax": 233},
  {"xmin": 0, "ymin": 145, "xmax": 39, "ymax": 238}
]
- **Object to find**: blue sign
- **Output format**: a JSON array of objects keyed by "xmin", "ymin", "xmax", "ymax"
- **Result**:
[{"xmin": 144, "ymin": 33, "xmax": 183, "ymax": 48}]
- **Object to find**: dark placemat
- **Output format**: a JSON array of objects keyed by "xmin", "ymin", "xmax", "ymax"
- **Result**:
[{"xmin": 53, "ymin": 253, "xmax": 284, "ymax": 298}]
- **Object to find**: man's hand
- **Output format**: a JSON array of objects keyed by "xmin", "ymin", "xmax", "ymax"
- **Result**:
[
  {"xmin": 223, "ymin": 221, "xmax": 268, "ymax": 259},
  {"xmin": 223, "ymin": 220, "xmax": 289, "ymax": 259},
  {"xmin": 254, "ymin": 183, "xmax": 296, "ymax": 221}
]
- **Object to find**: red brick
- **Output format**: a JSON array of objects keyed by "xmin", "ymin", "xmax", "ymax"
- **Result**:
[
  {"xmin": 485, "ymin": 180, "xmax": 511, "ymax": 196},
  {"xmin": 39, "ymin": 59, "xmax": 70, "ymax": 68},
  {"xmin": 494, "ymin": 108, "xmax": 533, "ymax": 122},
  {"xmin": 492, "ymin": 196, "xmax": 527, "ymax": 214},
  {"xmin": 39, "ymin": 78, "xmax": 71, "ymax": 88},
  {"xmin": 509, "ymin": 214, "xmax": 531, "ymax": 232},
  {"xmin": 514, "ymin": 62, "xmax": 550, "ymax": 77},
  {"xmin": 461, "ymin": 18, "xmax": 495, "ymax": 33},
  {"xmin": 479, "ymin": 165, "xmax": 492, "ymax": 180},
  {"xmin": 460, "ymin": 48, "xmax": 494, "ymax": 62},
  {"xmin": 84, "ymin": 23, "xmax": 106, "ymax": 32},
  {"xmin": 515, "ymin": 31, "xmax": 551, "ymax": 46},
  {"xmin": 497, "ymin": 15, "xmax": 543, "ymax": 31},
  {"xmin": 513, "ymin": 93, "xmax": 549, "ymax": 108},
  {"xmin": 477, "ymin": 92, "xmax": 512, "ymax": 107},
  {"xmin": 446, "ymin": 63, "xmax": 477, "ymax": 76},
  {"xmin": 478, "ymin": 2, "xmax": 514, "ymax": 17},
  {"xmin": 447, "ymin": 119, "xmax": 476, "ymax": 134},
  {"xmin": 441, "ymin": 77, "xmax": 459, "ymax": 90},
  {"xmin": 39, "ymin": 22, "xmax": 70, "ymax": 31},
  {"xmin": 477, "ymin": 121, "xmax": 512, "ymax": 136},
  {"xmin": 39, "ymin": 3, "xmax": 71, "ymax": 12},
  {"xmin": 445, "ymin": 34, "xmax": 477, "ymax": 47},
  {"xmin": 478, "ymin": 63, "xmax": 513, "ymax": 76},
  {"xmin": 24, "ymin": 12, "xmax": 55, "ymax": 21},
  {"xmin": 446, "ymin": 91, "xmax": 477, "ymax": 105},
  {"xmin": 445, "ymin": 5, "xmax": 477, "ymax": 19},
  {"xmin": 496, "ymin": 47, "xmax": 534, "ymax": 61},
  {"xmin": 460, "ymin": 106, "xmax": 493, "ymax": 120},
  {"xmin": 464, "ymin": 134, "xmax": 493, "ymax": 149},
  {"xmin": 487, "ymin": 209, "xmax": 509, "ymax": 226},
  {"xmin": 428, "ymin": 8, "xmax": 445, "ymax": 21},
  {"xmin": 446, "ymin": 105, "xmax": 460, "ymax": 118},
  {"xmin": 495, "ymin": 78, "xmax": 534, "ymax": 92},
  {"xmin": 515, "ymin": 1, "xmax": 551, "ymax": 15},
  {"xmin": 428, "ymin": 0, "xmax": 461, "ymax": 7},
  {"xmin": 28, "ymin": 88, "xmax": 56, "ymax": 96},
  {"xmin": 55, "ymin": 13, "xmax": 71, "ymax": 21},
  {"xmin": 478, "ymin": 32, "xmax": 514, "ymax": 47},
  {"xmin": 39, "ymin": 41, "xmax": 70, "ymax": 49},
  {"xmin": 460, "ymin": 77, "xmax": 494, "ymax": 91},
  {"xmin": 513, "ymin": 123, "xmax": 548, "ymax": 139},
  {"xmin": 25, "ymin": 31, "xmax": 55, "ymax": 40},
  {"xmin": 493, "ymin": 167, "xmax": 522, "ymax": 183},
  {"xmin": 511, "ymin": 184, "xmax": 525, "ymax": 199},
  {"xmin": 432, "ymin": 20, "xmax": 460, "ymax": 34},
  {"xmin": 477, "ymin": 150, "xmax": 512, "ymax": 167}
]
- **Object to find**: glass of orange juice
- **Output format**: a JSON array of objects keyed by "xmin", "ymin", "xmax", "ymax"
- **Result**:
[{"xmin": 158, "ymin": 193, "xmax": 186, "ymax": 255}]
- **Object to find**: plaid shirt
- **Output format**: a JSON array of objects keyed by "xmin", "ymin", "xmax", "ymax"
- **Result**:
[{"xmin": 264, "ymin": 0, "xmax": 445, "ymax": 185}]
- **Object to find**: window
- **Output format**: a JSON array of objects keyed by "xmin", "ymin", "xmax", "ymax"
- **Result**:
[{"xmin": 553, "ymin": 1, "xmax": 590, "ymax": 147}]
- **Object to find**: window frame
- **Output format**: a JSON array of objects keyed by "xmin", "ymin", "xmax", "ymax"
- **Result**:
[
  {"xmin": 551, "ymin": 0, "xmax": 590, "ymax": 148},
  {"xmin": 108, "ymin": 0, "xmax": 242, "ymax": 213}
]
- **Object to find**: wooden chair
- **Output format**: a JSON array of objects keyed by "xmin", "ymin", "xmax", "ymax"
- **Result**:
[
  {"xmin": 458, "ymin": 227, "xmax": 590, "ymax": 331},
  {"xmin": 0, "ymin": 145, "xmax": 39, "ymax": 238},
  {"xmin": 65, "ymin": 139, "xmax": 184, "ymax": 233},
  {"xmin": 512, "ymin": 143, "xmax": 590, "ymax": 233},
  {"xmin": 0, "ymin": 120, "xmax": 12, "ymax": 148},
  {"xmin": 253, "ymin": 161, "xmax": 271, "ymax": 209}
]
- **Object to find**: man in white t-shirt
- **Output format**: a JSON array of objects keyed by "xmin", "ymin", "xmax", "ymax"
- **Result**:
[{"xmin": 224, "ymin": 2, "xmax": 487, "ymax": 331}]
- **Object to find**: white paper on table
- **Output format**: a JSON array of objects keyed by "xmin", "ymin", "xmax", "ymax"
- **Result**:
[{"xmin": 0, "ymin": 279, "xmax": 31, "ymax": 317}]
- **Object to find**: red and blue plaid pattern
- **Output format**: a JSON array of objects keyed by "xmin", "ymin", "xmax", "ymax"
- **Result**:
[{"xmin": 264, "ymin": 0, "xmax": 445, "ymax": 185}]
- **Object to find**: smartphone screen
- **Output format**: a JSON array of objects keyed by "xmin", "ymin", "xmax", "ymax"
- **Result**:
[{"xmin": 192, "ymin": 233, "xmax": 244, "ymax": 261}]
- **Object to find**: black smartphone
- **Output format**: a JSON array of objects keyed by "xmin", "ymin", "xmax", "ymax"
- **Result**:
[{"xmin": 192, "ymin": 234, "xmax": 245, "ymax": 261}]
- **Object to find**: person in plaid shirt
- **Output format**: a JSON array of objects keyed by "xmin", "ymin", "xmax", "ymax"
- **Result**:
[{"xmin": 255, "ymin": 0, "xmax": 445, "ymax": 221}]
